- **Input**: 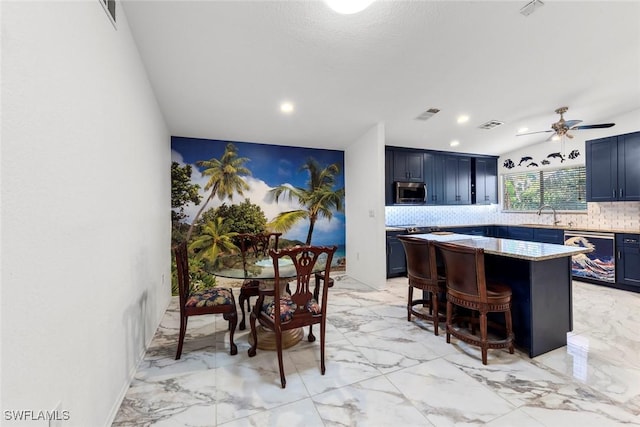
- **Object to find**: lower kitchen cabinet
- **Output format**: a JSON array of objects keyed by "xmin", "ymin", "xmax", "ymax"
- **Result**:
[
  {"xmin": 386, "ymin": 231, "xmax": 407, "ymax": 278},
  {"xmin": 506, "ymin": 226, "xmax": 534, "ymax": 241},
  {"xmin": 616, "ymin": 234, "xmax": 640, "ymax": 288},
  {"xmin": 384, "ymin": 224, "xmax": 640, "ymax": 292},
  {"xmin": 443, "ymin": 226, "xmax": 487, "ymax": 236},
  {"xmin": 532, "ymin": 228, "xmax": 564, "ymax": 244}
]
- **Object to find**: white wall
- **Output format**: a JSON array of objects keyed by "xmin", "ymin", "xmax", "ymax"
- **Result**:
[
  {"xmin": 1, "ymin": 2, "xmax": 171, "ymax": 426},
  {"xmin": 345, "ymin": 123, "xmax": 387, "ymax": 289}
]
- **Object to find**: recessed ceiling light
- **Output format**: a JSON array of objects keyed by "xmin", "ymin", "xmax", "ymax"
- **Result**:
[
  {"xmin": 518, "ymin": 127, "xmax": 529, "ymax": 134},
  {"xmin": 280, "ymin": 102, "xmax": 294, "ymax": 114},
  {"xmin": 457, "ymin": 115, "xmax": 469, "ymax": 124},
  {"xmin": 450, "ymin": 140, "xmax": 460, "ymax": 147},
  {"xmin": 325, "ymin": 0, "xmax": 374, "ymax": 14}
]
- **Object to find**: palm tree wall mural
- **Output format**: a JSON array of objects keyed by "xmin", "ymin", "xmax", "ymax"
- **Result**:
[
  {"xmin": 268, "ymin": 158, "xmax": 344, "ymax": 245},
  {"xmin": 185, "ymin": 143, "xmax": 250, "ymax": 242},
  {"xmin": 171, "ymin": 136, "xmax": 346, "ymax": 271}
]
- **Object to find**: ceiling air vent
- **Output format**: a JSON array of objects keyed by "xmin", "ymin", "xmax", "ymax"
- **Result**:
[
  {"xmin": 478, "ymin": 120, "xmax": 504, "ymax": 130},
  {"xmin": 520, "ymin": 0, "xmax": 544, "ymax": 17},
  {"xmin": 415, "ymin": 108, "xmax": 440, "ymax": 121}
]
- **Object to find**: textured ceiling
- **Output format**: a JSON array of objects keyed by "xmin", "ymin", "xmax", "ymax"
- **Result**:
[{"xmin": 123, "ymin": 0, "xmax": 640, "ymax": 155}]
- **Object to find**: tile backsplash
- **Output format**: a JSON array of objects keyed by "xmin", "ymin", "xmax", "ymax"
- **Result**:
[{"xmin": 386, "ymin": 202, "xmax": 640, "ymax": 232}]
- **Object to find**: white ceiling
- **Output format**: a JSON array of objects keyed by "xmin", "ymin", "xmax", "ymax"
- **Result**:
[{"xmin": 122, "ymin": 0, "xmax": 640, "ymax": 156}]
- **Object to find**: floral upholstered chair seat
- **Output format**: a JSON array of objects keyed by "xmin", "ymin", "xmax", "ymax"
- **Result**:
[
  {"xmin": 261, "ymin": 296, "xmax": 321, "ymax": 323},
  {"xmin": 174, "ymin": 242, "xmax": 237, "ymax": 359},
  {"xmin": 186, "ymin": 287, "xmax": 235, "ymax": 308}
]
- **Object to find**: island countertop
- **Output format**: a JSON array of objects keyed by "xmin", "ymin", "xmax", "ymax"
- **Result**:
[{"xmin": 409, "ymin": 233, "xmax": 592, "ymax": 261}]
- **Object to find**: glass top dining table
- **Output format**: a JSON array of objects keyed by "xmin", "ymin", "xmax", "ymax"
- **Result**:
[
  {"xmin": 208, "ymin": 253, "xmax": 329, "ymax": 280},
  {"xmin": 206, "ymin": 251, "xmax": 330, "ymax": 351}
]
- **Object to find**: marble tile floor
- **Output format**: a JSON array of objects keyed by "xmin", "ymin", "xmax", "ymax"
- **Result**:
[{"xmin": 113, "ymin": 276, "xmax": 640, "ymax": 426}]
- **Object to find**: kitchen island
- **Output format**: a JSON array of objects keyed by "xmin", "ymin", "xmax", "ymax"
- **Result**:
[{"xmin": 411, "ymin": 233, "xmax": 591, "ymax": 357}]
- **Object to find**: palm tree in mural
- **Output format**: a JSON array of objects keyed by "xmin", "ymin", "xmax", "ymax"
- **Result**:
[
  {"xmin": 189, "ymin": 217, "xmax": 238, "ymax": 267},
  {"xmin": 268, "ymin": 158, "xmax": 344, "ymax": 245},
  {"xmin": 185, "ymin": 143, "xmax": 251, "ymax": 242}
]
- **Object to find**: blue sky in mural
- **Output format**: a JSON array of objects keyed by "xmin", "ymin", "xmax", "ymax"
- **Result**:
[{"xmin": 172, "ymin": 136, "xmax": 345, "ymax": 246}]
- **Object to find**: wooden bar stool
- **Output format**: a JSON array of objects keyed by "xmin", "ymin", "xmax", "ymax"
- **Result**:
[
  {"xmin": 434, "ymin": 241, "xmax": 514, "ymax": 364},
  {"xmin": 397, "ymin": 236, "xmax": 446, "ymax": 335}
]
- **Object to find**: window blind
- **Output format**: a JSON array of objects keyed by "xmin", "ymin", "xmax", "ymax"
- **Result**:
[{"xmin": 502, "ymin": 166, "xmax": 586, "ymax": 211}]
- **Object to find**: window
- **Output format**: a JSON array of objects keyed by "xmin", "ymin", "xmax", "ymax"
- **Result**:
[{"xmin": 502, "ymin": 166, "xmax": 586, "ymax": 211}]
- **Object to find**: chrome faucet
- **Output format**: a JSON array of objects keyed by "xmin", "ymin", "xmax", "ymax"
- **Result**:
[{"xmin": 537, "ymin": 204, "xmax": 560, "ymax": 226}]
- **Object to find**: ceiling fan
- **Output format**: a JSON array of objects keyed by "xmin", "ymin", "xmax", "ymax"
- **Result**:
[{"xmin": 517, "ymin": 107, "xmax": 615, "ymax": 140}]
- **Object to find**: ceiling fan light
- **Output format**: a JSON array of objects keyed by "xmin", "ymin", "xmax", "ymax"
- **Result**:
[
  {"xmin": 280, "ymin": 102, "xmax": 294, "ymax": 114},
  {"xmin": 325, "ymin": 0, "xmax": 374, "ymax": 15},
  {"xmin": 551, "ymin": 135, "xmax": 560, "ymax": 141}
]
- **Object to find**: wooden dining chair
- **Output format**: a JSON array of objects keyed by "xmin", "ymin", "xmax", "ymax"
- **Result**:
[
  {"xmin": 237, "ymin": 232, "xmax": 281, "ymax": 330},
  {"xmin": 174, "ymin": 242, "xmax": 238, "ymax": 359},
  {"xmin": 248, "ymin": 245, "xmax": 337, "ymax": 388},
  {"xmin": 434, "ymin": 241, "xmax": 514, "ymax": 364},
  {"xmin": 397, "ymin": 235, "xmax": 446, "ymax": 335}
]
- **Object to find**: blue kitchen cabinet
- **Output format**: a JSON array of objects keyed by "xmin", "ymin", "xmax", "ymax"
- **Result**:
[
  {"xmin": 443, "ymin": 155, "xmax": 471, "ymax": 205},
  {"xmin": 392, "ymin": 149, "xmax": 424, "ymax": 182},
  {"xmin": 507, "ymin": 226, "xmax": 534, "ymax": 241},
  {"xmin": 386, "ymin": 230, "xmax": 407, "ymax": 278},
  {"xmin": 616, "ymin": 234, "xmax": 640, "ymax": 289},
  {"xmin": 473, "ymin": 157, "xmax": 498, "ymax": 205},
  {"xmin": 424, "ymin": 151, "xmax": 445, "ymax": 205},
  {"xmin": 586, "ymin": 131, "xmax": 640, "ymax": 202},
  {"xmin": 532, "ymin": 228, "xmax": 564, "ymax": 244},
  {"xmin": 385, "ymin": 148, "xmax": 394, "ymax": 205}
]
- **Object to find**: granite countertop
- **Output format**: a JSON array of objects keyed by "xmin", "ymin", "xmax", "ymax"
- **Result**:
[
  {"xmin": 409, "ymin": 233, "xmax": 592, "ymax": 261},
  {"xmin": 386, "ymin": 223, "xmax": 639, "ymax": 234},
  {"xmin": 511, "ymin": 223, "xmax": 639, "ymax": 234}
]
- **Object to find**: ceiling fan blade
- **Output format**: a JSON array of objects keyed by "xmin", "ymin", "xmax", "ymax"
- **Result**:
[
  {"xmin": 564, "ymin": 120, "xmax": 582, "ymax": 128},
  {"xmin": 517, "ymin": 129, "xmax": 553, "ymax": 136},
  {"xmin": 571, "ymin": 123, "xmax": 615, "ymax": 130}
]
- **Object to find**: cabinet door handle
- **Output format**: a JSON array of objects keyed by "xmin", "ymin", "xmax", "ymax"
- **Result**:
[
  {"xmin": 613, "ymin": 189, "xmax": 616, "ymax": 198},
  {"xmin": 618, "ymin": 250, "xmax": 621, "ymax": 260},
  {"xmin": 620, "ymin": 188, "xmax": 623, "ymax": 198}
]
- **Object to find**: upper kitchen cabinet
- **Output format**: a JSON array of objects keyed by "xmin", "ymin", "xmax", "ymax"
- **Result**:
[
  {"xmin": 392, "ymin": 149, "xmax": 424, "ymax": 182},
  {"xmin": 385, "ymin": 148, "xmax": 394, "ymax": 205},
  {"xmin": 443, "ymin": 155, "xmax": 471, "ymax": 205},
  {"xmin": 473, "ymin": 157, "xmax": 498, "ymax": 205},
  {"xmin": 424, "ymin": 151, "xmax": 445, "ymax": 205},
  {"xmin": 586, "ymin": 131, "xmax": 640, "ymax": 202}
]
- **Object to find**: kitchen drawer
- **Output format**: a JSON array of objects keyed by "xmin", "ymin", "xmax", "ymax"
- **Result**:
[{"xmin": 618, "ymin": 234, "xmax": 640, "ymax": 247}]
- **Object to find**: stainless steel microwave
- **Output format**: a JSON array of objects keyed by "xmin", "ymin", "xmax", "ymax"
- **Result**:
[{"xmin": 394, "ymin": 181, "xmax": 427, "ymax": 204}]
